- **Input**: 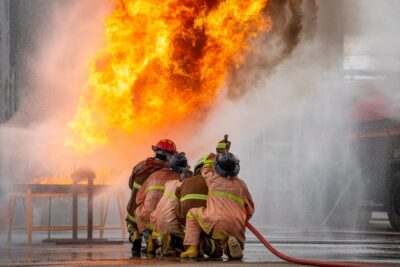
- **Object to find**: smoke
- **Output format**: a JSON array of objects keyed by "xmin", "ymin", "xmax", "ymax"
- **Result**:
[
  {"xmin": 227, "ymin": 0, "xmax": 318, "ymax": 99},
  {"xmin": 0, "ymin": 0, "xmax": 113, "ymax": 190},
  {"xmin": 187, "ymin": 0, "xmax": 400, "ymax": 230},
  {"xmin": 2, "ymin": 0, "xmax": 400, "ymax": 232}
]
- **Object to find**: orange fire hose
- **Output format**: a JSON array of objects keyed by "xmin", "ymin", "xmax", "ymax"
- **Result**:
[{"xmin": 246, "ymin": 222, "xmax": 383, "ymax": 267}]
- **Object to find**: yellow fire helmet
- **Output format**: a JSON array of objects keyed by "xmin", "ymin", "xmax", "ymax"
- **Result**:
[
  {"xmin": 216, "ymin": 134, "xmax": 231, "ymax": 154},
  {"xmin": 194, "ymin": 154, "xmax": 213, "ymax": 175}
]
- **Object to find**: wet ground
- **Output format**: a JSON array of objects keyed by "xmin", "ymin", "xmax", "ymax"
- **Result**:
[{"xmin": 1, "ymin": 228, "xmax": 400, "ymax": 267}]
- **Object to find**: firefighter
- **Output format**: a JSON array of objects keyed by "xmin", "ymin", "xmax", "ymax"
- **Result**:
[
  {"xmin": 171, "ymin": 136, "xmax": 231, "ymax": 257},
  {"xmin": 216, "ymin": 134, "xmax": 231, "ymax": 154},
  {"xmin": 126, "ymin": 139, "xmax": 177, "ymax": 253},
  {"xmin": 150, "ymin": 152, "xmax": 190, "ymax": 256},
  {"xmin": 181, "ymin": 152, "xmax": 254, "ymax": 260},
  {"xmin": 135, "ymin": 152, "xmax": 188, "ymax": 253},
  {"xmin": 175, "ymin": 154, "xmax": 223, "ymax": 258},
  {"xmin": 175, "ymin": 154, "xmax": 209, "ymax": 227},
  {"xmin": 175, "ymin": 135, "xmax": 231, "ymax": 228}
]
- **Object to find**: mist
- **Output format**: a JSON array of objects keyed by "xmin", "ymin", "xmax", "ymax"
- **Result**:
[
  {"xmin": 0, "ymin": 0, "xmax": 113, "ymax": 188},
  {"xmin": 188, "ymin": 0, "xmax": 400, "ymax": 229},
  {"xmin": 1, "ymin": 0, "xmax": 400, "ymax": 231}
]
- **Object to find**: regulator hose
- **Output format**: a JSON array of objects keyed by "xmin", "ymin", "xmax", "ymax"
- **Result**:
[{"xmin": 246, "ymin": 222, "xmax": 382, "ymax": 267}]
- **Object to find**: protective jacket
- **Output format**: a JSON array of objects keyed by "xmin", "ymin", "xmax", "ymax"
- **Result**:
[
  {"xmin": 135, "ymin": 168, "xmax": 180, "ymax": 233},
  {"xmin": 184, "ymin": 167, "xmax": 254, "ymax": 247},
  {"xmin": 175, "ymin": 174, "xmax": 208, "ymax": 226},
  {"xmin": 126, "ymin": 157, "xmax": 165, "ymax": 233},
  {"xmin": 150, "ymin": 179, "xmax": 182, "ymax": 238}
]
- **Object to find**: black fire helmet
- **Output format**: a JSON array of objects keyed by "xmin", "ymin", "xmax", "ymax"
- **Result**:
[
  {"xmin": 215, "ymin": 152, "xmax": 240, "ymax": 178},
  {"xmin": 168, "ymin": 152, "xmax": 188, "ymax": 174}
]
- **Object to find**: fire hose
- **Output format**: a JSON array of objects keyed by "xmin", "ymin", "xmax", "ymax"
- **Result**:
[{"xmin": 246, "ymin": 222, "xmax": 382, "ymax": 267}]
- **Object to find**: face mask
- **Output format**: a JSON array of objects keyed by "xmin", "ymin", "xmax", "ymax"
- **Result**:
[
  {"xmin": 156, "ymin": 150, "xmax": 173, "ymax": 161},
  {"xmin": 156, "ymin": 153, "xmax": 167, "ymax": 161}
]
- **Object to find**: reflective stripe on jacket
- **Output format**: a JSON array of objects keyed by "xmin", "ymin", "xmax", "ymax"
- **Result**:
[
  {"xmin": 175, "ymin": 174, "xmax": 208, "ymax": 226},
  {"xmin": 135, "ymin": 169, "xmax": 180, "ymax": 232},
  {"xmin": 126, "ymin": 157, "xmax": 165, "ymax": 229},
  {"xmin": 196, "ymin": 167, "xmax": 254, "ymax": 244},
  {"xmin": 150, "ymin": 180, "xmax": 183, "ymax": 237}
]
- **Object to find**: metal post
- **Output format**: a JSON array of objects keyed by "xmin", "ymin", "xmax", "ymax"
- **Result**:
[
  {"xmin": 87, "ymin": 177, "xmax": 93, "ymax": 240},
  {"xmin": 7, "ymin": 195, "xmax": 16, "ymax": 242},
  {"xmin": 99, "ymin": 198, "xmax": 104, "ymax": 239},
  {"xmin": 47, "ymin": 197, "xmax": 52, "ymax": 239},
  {"xmin": 26, "ymin": 190, "xmax": 32, "ymax": 244},
  {"xmin": 72, "ymin": 183, "xmax": 78, "ymax": 240}
]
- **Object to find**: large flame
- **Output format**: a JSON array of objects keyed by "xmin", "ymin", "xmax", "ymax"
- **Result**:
[{"xmin": 66, "ymin": 0, "xmax": 270, "ymax": 152}]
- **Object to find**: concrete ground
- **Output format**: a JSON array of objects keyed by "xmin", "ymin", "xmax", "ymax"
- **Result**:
[{"xmin": 1, "ymin": 228, "xmax": 400, "ymax": 267}]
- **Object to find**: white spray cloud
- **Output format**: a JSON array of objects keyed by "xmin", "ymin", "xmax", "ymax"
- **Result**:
[
  {"xmin": 2, "ymin": 0, "xmax": 400, "ymax": 231},
  {"xmin": 188, "ymin": 0, "xmax": 400, "ymax": 229},
  {"xmin": 0, "ymin": 0, "xmax": 112, "ymax": 190}
]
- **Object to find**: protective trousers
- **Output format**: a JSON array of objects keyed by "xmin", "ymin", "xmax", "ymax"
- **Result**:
[
  {"xmin": 183, "ymin": 167, "xmax": 254, "ymax": 247},
  {"xmin": 150, "ymin": 179, "xmax": 183, "ymax": 238}
]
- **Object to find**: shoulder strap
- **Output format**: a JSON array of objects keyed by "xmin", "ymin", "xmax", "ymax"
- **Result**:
[{"xmin": 135, "ymin": 157, "xmax": 165, "ymax": 177}]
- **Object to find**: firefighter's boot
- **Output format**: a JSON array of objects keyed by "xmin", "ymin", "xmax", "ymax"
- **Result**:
[
  {"xmin": 198, "ymin": 238, "xmax": 205, "ymax": 258},
  {"xmin": 180, "ymin": 246, "xmax": 198, "ymax": 258},
  {"xmin": 147, "ymin": 237, "xmax": 156, "ymax": 254},
  {"xmin": 129, "ymin": 230, "xmax": 141, "ymax": 254},
  {"xmin": 204, "ymin": 237, "xmax": 223, "ymax": 258},
  {"xmin": 227, "ymin": 236, "xmax": 243, "ymax": 260},
  {"xmin": 161, "ymin": 234, "xmax": 174, "ymax": 256},
  {"xmin": 140, "ymin": 229, "xmax": 151, "ymax": 253}
]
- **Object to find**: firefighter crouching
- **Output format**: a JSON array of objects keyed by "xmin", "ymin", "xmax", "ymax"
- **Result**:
[
  {"xmin": 150, "ymin": 152, "xmax": 191, "ymax": 256},
  {"xmin": 181, "ymin": 152, "xmax": 255, "ymax": 260},
  {"xmin": 175, "ymin": 155, "xmax": 209, "ymax": 227},
  {"xmin": 135, "ymin": 152, "xmax": 189, "ymax": 253},
  {"xmin": 126, "ymin": 139, "xmax": 177, "ymax": 253},
  {"xmin": 175, "ymin": 154, "xmax": 223, "ymax": 258}
]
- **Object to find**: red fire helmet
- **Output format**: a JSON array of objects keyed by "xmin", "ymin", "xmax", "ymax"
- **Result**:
[{"xmin": 152, "ymin": 139, "xmax": 177, "ymax": 153}]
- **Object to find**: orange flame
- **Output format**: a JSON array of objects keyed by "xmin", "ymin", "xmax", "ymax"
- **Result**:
[{"xmin": 66, "ymin": 0, "xmax": 270, "ymax": 152}]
